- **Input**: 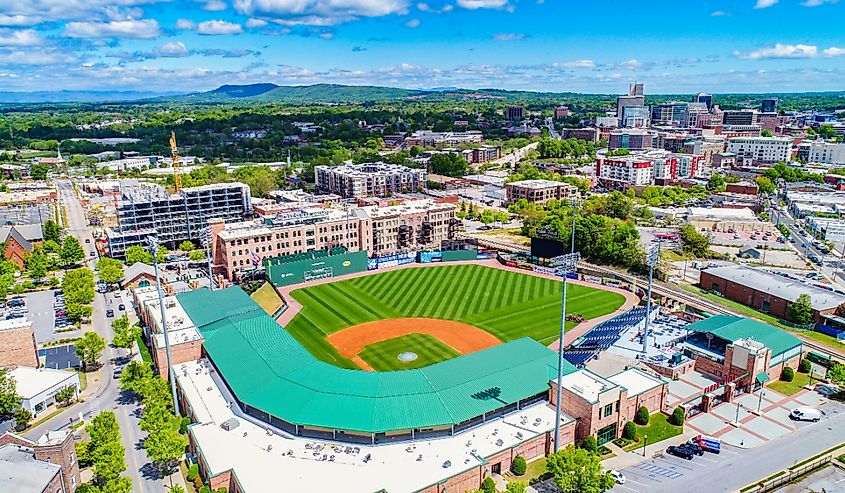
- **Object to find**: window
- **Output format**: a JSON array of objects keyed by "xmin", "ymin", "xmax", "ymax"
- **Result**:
[
  {"xmin": 761, "ymin": 300, "xmax": 770, "ymax": 313},
  {"xmin": 603, "ymin": 403, "xmax": 613, "ymax": 418}
]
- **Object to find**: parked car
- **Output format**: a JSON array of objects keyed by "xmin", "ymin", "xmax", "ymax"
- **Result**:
[
  {"xmin": 689, "ymin": 435, "xmax": 721, "ymax": 454},
  {"xmin": 609, "ymin": 470, "xmax": 625, "ymax": 485},
  {"xmin": 790, "ymin": 407, "xmax": 822, "ymax": 422},
  {"xmin": 666, "ymin": 445, "xmax": 694, "ymax": 460},
  {"xmin": 106, "ymin": 309, "xmax": 114, "ymax": 318},
  {"xmin": 118, "ymin": 304, "xmax": 125, "ymax": 311},
  {"xmin": 815, "ymin": 383, "xmax": 842, "ymax": 396},
  {"xmin": 54, "ymin": 310, "xmax": 66, "ymax": 317},
  {"xmin": 679, "ymin": 443, "xmax": 704, "ymax": 456}
]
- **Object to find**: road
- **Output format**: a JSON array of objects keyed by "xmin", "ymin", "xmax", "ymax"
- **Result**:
[
  {"xmin": 612, "ymin": 402, "xmax": 845, "ymax": 493},
  {"xmin": 491, "ymin": 141, "xmax": 538, "ymax": 167},
  {"xmin": 26, "ymin": 181, "xmax": 163, "ymax": 493}
]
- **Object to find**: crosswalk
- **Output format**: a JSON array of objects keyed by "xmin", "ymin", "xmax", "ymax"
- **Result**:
[{"xmin": 634, "ymin": 461, "xmax": 684, "ymax": 479}]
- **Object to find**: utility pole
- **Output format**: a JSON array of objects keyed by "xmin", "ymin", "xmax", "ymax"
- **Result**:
[
  {"xmin": 148, "ymin": 236, "xmax": 181, "ymax": 415},
  {"xmin": 642, "ymin": 242, "xmax": 660, "ymax": 353}
]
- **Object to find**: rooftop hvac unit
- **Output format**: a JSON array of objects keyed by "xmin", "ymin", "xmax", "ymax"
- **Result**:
[{"xmin": 221, "ymin": 418, "xmax": 240, "ymax": 431}]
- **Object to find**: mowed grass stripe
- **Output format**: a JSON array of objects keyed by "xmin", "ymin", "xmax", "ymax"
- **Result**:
[
  {"xmin": 446, "ymin": 265, "xmax": 488, "ymax": 320},
  {"xmin": 358, "ymin": 333, "xmax": 461, "ymax": 372}
]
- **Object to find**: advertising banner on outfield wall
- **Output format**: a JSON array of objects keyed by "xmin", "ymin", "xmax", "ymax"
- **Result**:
[{"xmin": 368, "ymin": 251, "xmax": 417, "ymax": 270}]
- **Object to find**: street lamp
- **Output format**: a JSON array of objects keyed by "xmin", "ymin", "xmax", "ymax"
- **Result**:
[
  {"xmin": 551, "ymin": 250, "xmax": 580, "ymax": 453},
  {"xmin": 147, "ymin": 235, "xmax": 181, "ymax": 416},
  {"xmin": 642, "ymin": 434, "xmax": 648, "ymax": 457},
  {"xmin": 642, "ymin": 242, "xmax": 660, "ymax": 353}
]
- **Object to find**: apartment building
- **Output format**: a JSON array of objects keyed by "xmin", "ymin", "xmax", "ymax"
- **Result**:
[
  {"xmin": 471, "ymin": 146, "xmax": 502, "ymax": 164},
  {"xmin": 596, "ymin": 154, "xmax": 655, "ymax": 189},
  {"xmin": 608, "ymin": 129, "xmax": 656, "ymax": 150},
  {"xmin": 722, "ymin": 110, "xmax": 757, "ymax": 126},
  {"xmin": 727, "ymin": 137, "xmax": 792, "ymax": 165},
  {"xmin": 505, "ymin": 180, "xmax": 579, "ymax": 206},
  {"xmin": 106, "ymin": 182, "xmax": 252, "ymax": 259},
  {"xmin": 210, "ymin": 199, "xmax": 458, "ymax": 280},
  {"xmin": 404, "ymin": 130, "xmax": 484, "ymax": 148},
  {"xmin": 798, "ymin": 141, "xmax": 845, "ymax": 165},
  {"xmin": 315, "ymin": 163, "xmax": 427, "ymax": 199}
]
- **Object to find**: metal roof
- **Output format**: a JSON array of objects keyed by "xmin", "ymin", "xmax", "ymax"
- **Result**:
[
  {"xmin": 176, "ymin": 287, "xmax": 572, "ymax": 434},
  {"xmin": 687, "ymin": 315, "xmax": 802, "ymax": 358}
]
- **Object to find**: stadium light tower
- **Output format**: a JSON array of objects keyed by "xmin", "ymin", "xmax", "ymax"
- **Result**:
[
  {"xmin": 641, "ymin": 242, "xmax": 660, "ymax": 353},
  {"xmin": 551, "ymin": 249, "xmax": 580, "ymax": 453},
  {"xmin": 147, "ymin": 235, "xmax": 181, "ymax": 415}
]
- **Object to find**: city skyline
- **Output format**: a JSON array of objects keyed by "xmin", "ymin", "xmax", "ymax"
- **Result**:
[{"xmin": 0, "ymin": 0, "xmax": 844, "ymax": 93}]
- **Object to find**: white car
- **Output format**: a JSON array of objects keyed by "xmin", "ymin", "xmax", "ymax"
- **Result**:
[
  {"xmin": 609, "ymin": 470, "xmax": 626, "ymax": 485},
  {"xmin": 790, "ymin": 407, "xmax": 821, "ymax": 422}
]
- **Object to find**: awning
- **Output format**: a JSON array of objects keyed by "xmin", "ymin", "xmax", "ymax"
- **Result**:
[{"xmin": 755, "ymin": 372, "xmax": 770, "ymax": 385}]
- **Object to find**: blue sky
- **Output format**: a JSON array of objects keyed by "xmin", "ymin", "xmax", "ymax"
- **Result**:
[{"xmin": 0, "ymin": 0, "xmax": 844, "ymax": 93}]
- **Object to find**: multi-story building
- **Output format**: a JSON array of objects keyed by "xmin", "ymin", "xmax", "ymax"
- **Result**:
[
  {"xmin": 506, "ymin": 105, "xmax": 525, "ymax": 121},
  {"xmin": 504, "ymin": 180, "xmax": 579, "ymax": 206},
  {"xmin": 722, "ymin": 125, "xmax": 762, "ymax": 138},
  {"xmin": 798, "ymin": 141, "xmax": 845, "ymax": 165},
  {"xmin": 210, "ymin": 199, "xmax": 458, "ymax": 279},
  {"xmin": 404, "ymin": 130, "xmax": 484, "ymax": 148},
  {"xmin": 0, "ymin": 430, "xmax": 81, "ymax": 493},
  {"xmin": 554, "ymin": 106, "xmax": 571, "ymax": 118},
  {"xmin": 470, "ymin": 146, "xmax": 502, "ymax": 164},
  {"xmin": 596, "ymin": 154, "xmax": 655, "ymax": 189},
  {"xmin": 722, "ymin": 110, "xmax": 757, "ymax": 126},
  {"xmin": 620, "ymin": 105, "xmax": 649, "ymax": 128},
  {"xmin": 694, "ymin": 92, "xmax": 713, "ymax": 111},
  {"xmin": 106, "ymin": 183, "xmax": 252, "ymax": 259},
  {"xmin": 608, "ymin": 129, "xmax": 655, "ymax": 150},
  {"xmin": 650, "ymin": 102, "xmax": 688, "ymax": 125},
  {"xmin": 761, "ymin": 97, "xmax": 778, "ymax": 114},
  {"xmin": 727, "ymin": 137, "xmax": 792, "ymax": 165},
  {"xmin": 314, "ymin": 163, "xmax": 427, "ymax": 198},
  {"xmin": 562, "ymin": 128, "xmax": 598, "ymax": 142}
]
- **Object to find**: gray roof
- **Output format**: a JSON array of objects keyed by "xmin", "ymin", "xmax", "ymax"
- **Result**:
[
  {"xmin": 704, "ymin": 264, "xmax": 845, "ymax": 311},
  {"xmin": 0, "ymin": 225, "xmax": 43, "ymax": 244},
  {"xmin": 0, "ymin": 444, "xmax": 61, "ymax": 493}
]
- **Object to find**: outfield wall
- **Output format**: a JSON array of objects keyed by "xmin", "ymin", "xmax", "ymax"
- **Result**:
[{"xmin": 265, "ymin": 250, "xmax": 369, "ymax": 287}]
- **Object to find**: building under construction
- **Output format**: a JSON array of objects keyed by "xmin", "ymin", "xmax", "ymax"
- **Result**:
[{"xmin": 106, "ymin": 182, "xmax": 252, "ymax": 259}]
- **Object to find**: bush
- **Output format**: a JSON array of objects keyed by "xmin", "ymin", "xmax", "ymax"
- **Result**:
[
  {"xmin": 186, "ymin": 463, "xmax": 199, "ymax": 482},
  {"xmin": 634, "ymin": 406, "xmax": 650, "ymax": 426},
  {"xmin": 180, "ymin": 416, "xmax": 192, "ymax": 434},
  {"xmin": 798, "ymin": 359, "xmax": 812, "ymax": 373},
  {"xmin": 482, "ymin": 476, "xmax": 497, "ymax": 493},
  {"xmin": 618, "ymin": 422, "xmax": 635, "ymax": 441},
  {"xmin": 670, "ymin": 406, "xmax": 686, "ymax": 426},
  {"xmin": 781, "ymin": 366, "xmax": 795, "ymax": 382},
  {"xmin": 579, "ymin": 435, "xmax": 598, "ymax": 455},
  {"xmin": 511, "ymin": 456, "xmax": 527, "ymax": 476}
]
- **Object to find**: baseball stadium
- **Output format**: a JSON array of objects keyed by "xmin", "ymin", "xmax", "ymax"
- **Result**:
[{"xmin": 161, "ymin": 251, "xmax": 649, "ymax": 492}]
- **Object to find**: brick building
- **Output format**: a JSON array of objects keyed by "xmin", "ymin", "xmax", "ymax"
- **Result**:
[
  {"xmin": 0, "ymin": 429, "xmax": 81, "ymax": 493},
  {"xmin": 0, "ymin": 318, "xmax": 38, "ymax": 369},
  {"xmin": 504, "ymin": 180, "xmax": 579, "ymax": 206},
  {"xmin": 0, "ymin": 225, "xmax": 43, "ymax": 268},
  {"xmin": 726, "ymin": 181, "xmax": 759, "ymax": 196}
]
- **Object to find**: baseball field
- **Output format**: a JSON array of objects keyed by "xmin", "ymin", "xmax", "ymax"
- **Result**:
[{"xmin": 284, "ymin": 264, "xmax": 627, "ymax": 370}]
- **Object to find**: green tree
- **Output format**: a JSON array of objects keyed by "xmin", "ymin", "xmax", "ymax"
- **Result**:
[
  {"xmin": 26, "ymin": 249, "xmax": 49, "ymax": 279},
  {"xmin": 680, "ymin": 224, "xmax": 710, "ymax": 258},
  {"xmin": 428, "ymin": 153, "xmax": 469, "ymax": 177},
  {"xmin": 156, "ymin": 246, "xmax": 168, "ymax": 263},
  {"xmin": 178, "ymin": 241, "xmax": 195, "ymax": 252},
  {"xmin": 546, "ymin": 446, "xmax": 616, "ymax": 493},
  {"xmin": 707, "ymin": 173, "xmax": 726, "ymax": 192},
  {"xmin": 14, "ymin": 407, "xmax": 31, "ymax": 429},
  {"xmin": 96, "ymin": 258, "xmax": 125, "ymax": 285},
  {"xmin": 112, "ymin": 323, "xmax": 140, "ymax": 357},
  {"xmin": 168, "ymin": 486, "xmax": 186, "ymax": 493},
  {"xmin": 755, "ymin": 176, "xmax": 776, "ymax": 194},
  {"xmin": 506, "ymin": 482, "xmax": 527, "ymax": 493},
  {"xmin": 580, "ymin": 435, "xmax": 598, "ymax": 454},
  {"xmin": 622, "ymin": 421, "xmax": 637, "ymax": 440},
  {"xmin": 42, "ymin": 219, "xmax": 62, "ymax": 244},
  {"xmin": 0, "ymin": 368, "xmax": 22, "ymax": 421},
  {"xmin": 189, "ymin": 250, "xmax": 206, "ymax": 261},
  {"xmin": 76, "ymin": 331, "xmax": 106, "ymax": 372},
  {"xmin": 781, "ymin": 366, "xmax": 795, "ymax": 382},
  {"xmin": 635, "ymin": 406, "xmax": 650, "ymax": 425},
  {"xmin": 42, "ymin": 239, "xmax": 61, "ymax": 254},
  {"xmin": 125, "ymin": 245, "xmax": 153, "ymax": 266},
  {"xmin": 55, "ymin": 386, "xmax": 77, "ymax": 406},
  {"xmin": 119, "ymin": 361, "xmax": 154, "ymax": 395},
  {"xmin": 511, "ymin": 456, "xmax": 527, "ymax": 475},
  {"xmin": 828, "ymin": 363, "xmax": 845, "ymax": 384},
  {"xmin": 761, "ymin": 129, "xmax": 774, "ymax": 137},
  {"xmin": 144, "ymin": 427, "xmax": 188, "ymax": 474},
  {"xmin": 60, "ymin": 235, "xmax": 85, "ymax": 267},
  {"xmin": 479, "ymin": 209, "xmax": 495, "ymax": 226},
  {"xmin": 92, "ymin": 440, "xmax": 127, "ymax": 483},
  {"xmin": 481, "ymin": 476, "xmax": 497, "ymax": 493},
  {"xmin": 799, "ymin": 359, "xmax": 812, "ymax": 373},
  {"xmin": 101, "ymin": 478, "xmax": 132, "ymax": 493},
  {"xmin": 29, "ymin": 163, "xmax": 50, "ymax": 180},
  {"xmin": 670, "ymin": 406, "xmax": 686, "ymax": 426},
  {"xmin": 789, "ymin": 293, "xmax": 814, "ymax": 325}
]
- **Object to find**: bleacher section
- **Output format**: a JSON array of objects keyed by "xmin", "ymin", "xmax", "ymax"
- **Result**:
[{"xmin": 564, "ymin": 307, "xmax": 651, "ymax": 368}]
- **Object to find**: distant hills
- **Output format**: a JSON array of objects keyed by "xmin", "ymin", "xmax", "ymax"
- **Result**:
[{"xmin": 0, "ymin": 90, "xmax": 182, "ymax": 103}]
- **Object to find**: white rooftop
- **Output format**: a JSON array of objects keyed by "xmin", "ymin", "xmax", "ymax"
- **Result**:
[
  {"xmin": 560, "ymin": 370, "xmax": 617, "ymax": 403},
  {"xmin": 177, "ymin": 359, "xmax": 573, "ymax": 493},
  {"xmin": 9, "ymin": 367, "xmax": 77, "ymax": 400},
  {"xmin": 686, "ymin": 206, "xmax": 757, "ymax": 221},
  {"xmin": 607, "ymin": 369, "xmax": 665, "ymax": 397}
]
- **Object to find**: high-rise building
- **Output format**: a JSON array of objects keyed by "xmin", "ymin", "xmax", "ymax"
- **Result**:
[
  {"xmin": 694, "ymin": 93, "xmax": 713, "ymax": 111},
  {"xmin": 506, "ymin": 105, "xmax": 525, "ymax": 121},
  {"xmin": 722, "ymin": 110, "xmax": 757, "ymax": 126},
  {"xmin": 608, "ymin": 129, "xmax": 656, "ymax": 150},
  {"xmin": 314, "ymin": 163, "xmax": 427, "ymax": 198},
  {"xmin": 621, "ymin": 105, "xmax": 649, "ymax": 128},
  {"xmin": 761, "ymin": 97, "xmax": 778, "ymax": 114},
  {"xmin": 616, "ymin": 82, "xmax": 645, "ymax": 119},
  {"xmin": 629, "ymin": 82, "xmax": 644, "ymax": 96}
]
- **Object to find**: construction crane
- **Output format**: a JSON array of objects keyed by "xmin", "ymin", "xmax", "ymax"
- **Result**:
[{"xmin": 169, "ymin": 130, "xmax": 182, "ymax": 191}]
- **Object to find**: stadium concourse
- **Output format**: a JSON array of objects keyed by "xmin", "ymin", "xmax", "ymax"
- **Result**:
[{"xmin": 148, "ymin": 284, "xmax": 670, "ymax": 493}]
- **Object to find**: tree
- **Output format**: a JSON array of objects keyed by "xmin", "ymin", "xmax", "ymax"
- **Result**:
[
  {"xmin": 189, "ymin": 250, "xmax": 206, "ymax": 261},
  {"xmin": 670, "ymin": 406, "xmax": 686, "ymax": 426},
  {"xmin": 55, "ymin": 386, "xmax": 76, "ymax": 406},
  {"xmin": 76, "ymin": 331, "xmax": 106, "ymax": 371},
  {"xmin": 622, "ymin": 421, "xmax": 637, "ymax": 440},
  {"xmin": 178, "ymin": 241, "xmax": 195, "ymax": 252},
  {"xmin": 789, "ymin": 293, "xmax": 814, "ymax": 325},
  {"xmin": 511, "ymin": 456, "xmax": 527, "ymax": 475},
  {"xmin": 14, "ymin": 408, "xmax": 31, "ymax": 429},
  {"xmin": 60, "ymin": 236, "xmax": 85, "ymax": 267},
  {"xmin": 635, "ymin": 406, "xmax": 650, "ymax": 426},
  {"xmin": 156, "ymin": 246, "xmax": 168, "ymax": 263},
  {"xmin": 755, "ymin": 176, "xmax": 776, "ymax": 194},
  {"xmin": 92, "ymin": 440, "xmax": 127, "ymax": 483},
  {"xmin": 828, "ymin": 363, "xmax": 845, "ymax": 384},
  {"xmin": 679, "ymin": 224, "xmax": 710, "ymax": 258},
  {"xmin": 26, "ymin": 249, "xmax": 49, "ymax": 279},
  {"xmin": 42, "ymin": 220, "xmax": 62, "ymax": 244},
  {"xmin": 707, "ymin": 174, "xmax": 726, "ymax": 192},
  {"xmin": 29, "ymin": 162, "xmax": 50, "ymax": 180},
  {"xmin": 761, "ymin": 129, "xmax": 774, "ymax": 137},
  {"xmin": 144, "ymin": 427, "xmax": 188, "ymax": 474},
  {"xmin": 428, "ymin": 153, "xmax": 469, "ymax": 178},
  {"xmin": 0, "ymin": 368, "xmax": 22, "ymax": 421},
  {"xmin": 481, "ymin": 476, "xmax": 497, "ymax": 493},
  {"xmin": 124, "ymin": 245, "xmax": 153, "ymax": 266},
  {"xmin": 112, "ymin": 318, "xmax": 140, "ymax": 357},
  {"xmin": 96, "ymin": 258, "xmax": 125, "ymax": 285},
  {"xmin": 580, "ymin": 435, "xmax": 598, "ymax": 454},
  {"xmin": 101, "ymin": 478, "xmax": 132, "ymax": 493},
  {"xmin": 479, "ymin": 209, "xmax": 495, "ymax": 226},
  {"xmin": 546, "ymin": 446, "xmax": 616, "ymax": 493},
  {"xmin": 506, "ymin": 482, "xmax": 527, "ymax": 493},
  {"xmin": 168, "ymin": 486, "xmax": 186, "ymax": 493},
  {"xmin": 799, "ymin": 359, "xmax": 812, "ymax": 373},
  {"xmin": 781, "ymin": 366, "xmax": 795, "ymax": 382}
]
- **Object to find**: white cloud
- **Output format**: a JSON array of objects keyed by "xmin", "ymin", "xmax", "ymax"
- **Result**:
[
  {"xmin": 619, "ymin": 59, "xmax": 643, "ymax": 69},
  {"xmin": 802, "ymin": 0, "xmax": 838, "ymax": 5},
  {"xmin": 754, "ymin": 0, "xmax": 778, "ymax": 8},
  {"xmin": 417, "ymin": 2, "xmax": 453, "ymax": 13},
  {"xmin": 201, "ymin": 0, "xmax": 228, "ymax": 10},
  {"xmin": 823, "ymin": 47, "xmax": 845, "ymax": 57},
  {"xmin": 736, "ymin": 43, "xmax": 818, "ymax": 60},
  {"xmin": 710, "ymin": 10, "xmax": 730, "ymax": 16},
  {"xmin": 245, "ymin": 18, "xmax": 268, "ymax": 27},
  {"xmin": 0, "ymin": 29, "xmax": 44, "ymax": 46},
  {"xmin": 64, "ymin": 19, "xmax": 161, "ymax": 39},
  {"xmin": 0, "ymin": 15, "xmax": 44, "ymax": 26},
  {"xmin": 0, "ymin": 0, "xmax": 170, "ymax": 24},
  {"xmin": 458, "ymin": 0, "xmax": 508, "ymax": 8},
  {"xmin": 157, "ymin": 41, "xmax": 189, "ymax": 57},
  {"xmin": 175, "ymin": 19, "xmax": 196, "ymax": 30},
  {"xmin": 557, "ymin": 60, "xmax": 595, "ymax": 69},
  {"xmin": 404, "ymin": 18, "xmax": 421, "ymax": 28},
  {"xmin": 233, "ymin": 0, "xmax": 409, "ymax": 25},
  {"xmin": 0, "ymin": 49, "xmax": 70, "ymax": 65},
  {"xmin": 197, "ymin": 20, "xmax": 243, "ymax": 35},
  {"xmin": 493, "ymin": 32, "xmax": 525, "ymax": 41}
]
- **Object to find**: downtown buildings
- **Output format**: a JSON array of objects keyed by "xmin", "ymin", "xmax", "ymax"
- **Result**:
[{"xmin": 314, "ymin": 163, "xmax": 427, "ymax": 198}]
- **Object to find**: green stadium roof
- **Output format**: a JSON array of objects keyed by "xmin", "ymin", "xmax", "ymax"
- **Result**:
[
  {"xmin": 176, "ymin": 287, "xmax": 573, "ymax": 434},
  {"xmin": 687, "ymin": 315, "xmax": 802, "ymax": 358}
]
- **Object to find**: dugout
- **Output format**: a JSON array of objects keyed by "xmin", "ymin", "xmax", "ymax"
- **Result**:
[{"xmin": 264, "ymin": 248, "xmax": 368, "ymax": 287}]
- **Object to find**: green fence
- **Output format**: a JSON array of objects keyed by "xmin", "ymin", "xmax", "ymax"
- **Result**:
[{"xmin": 265, "ymin": 250, "xmax": 368, "ymax": 287}]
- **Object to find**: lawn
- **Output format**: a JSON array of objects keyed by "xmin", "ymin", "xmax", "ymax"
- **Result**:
[
  {"xmin": 358, "ymin": 333, "xmax": 461, "ymax": 371},
  {"xmin": 250, "ymin": 282, "xmax": 284, "ymax": 315},
  {"xmin": 136, "ymin": 334, "xmax": 152, "ymax": 365},
  {"xmin": 285, "ymin": 264, "xmax": 627, "ymax": 368},
  {"xmin": 768, "ymin": 371, "xmax": 812, "ymax": 396},
  {"xmin": 621, "ymin": 413, "xmax": 683, "ymax": 452}
]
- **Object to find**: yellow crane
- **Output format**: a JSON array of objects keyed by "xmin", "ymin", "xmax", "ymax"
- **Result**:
[{"xmin": 169, "ymin": 130, "xmax": 182, "ymax": 191}]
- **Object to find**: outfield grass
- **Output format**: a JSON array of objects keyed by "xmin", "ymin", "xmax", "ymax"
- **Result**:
[
  {"xmin": 251, "ymin": 282, "xmax": 284, "ymax": 315},
  {"xmin": 358, "ymin": 333, "xmax": 461, "ymax": 371},
  {"xmin": 286, "ymin": 264, "xmax": 626, "ymax": 368}
]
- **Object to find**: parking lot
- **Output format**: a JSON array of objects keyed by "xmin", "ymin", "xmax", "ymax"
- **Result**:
[
  {"xmin": 27, "ymin": 289, "xmax": 82, "ymax": 345},
  {"xmin": 611, "ymin": 443, "xmax": 742, "ymax": 492},
  {"xmin": 0, "ymin": 202, "xmax": 54, "ymax": 226}
]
